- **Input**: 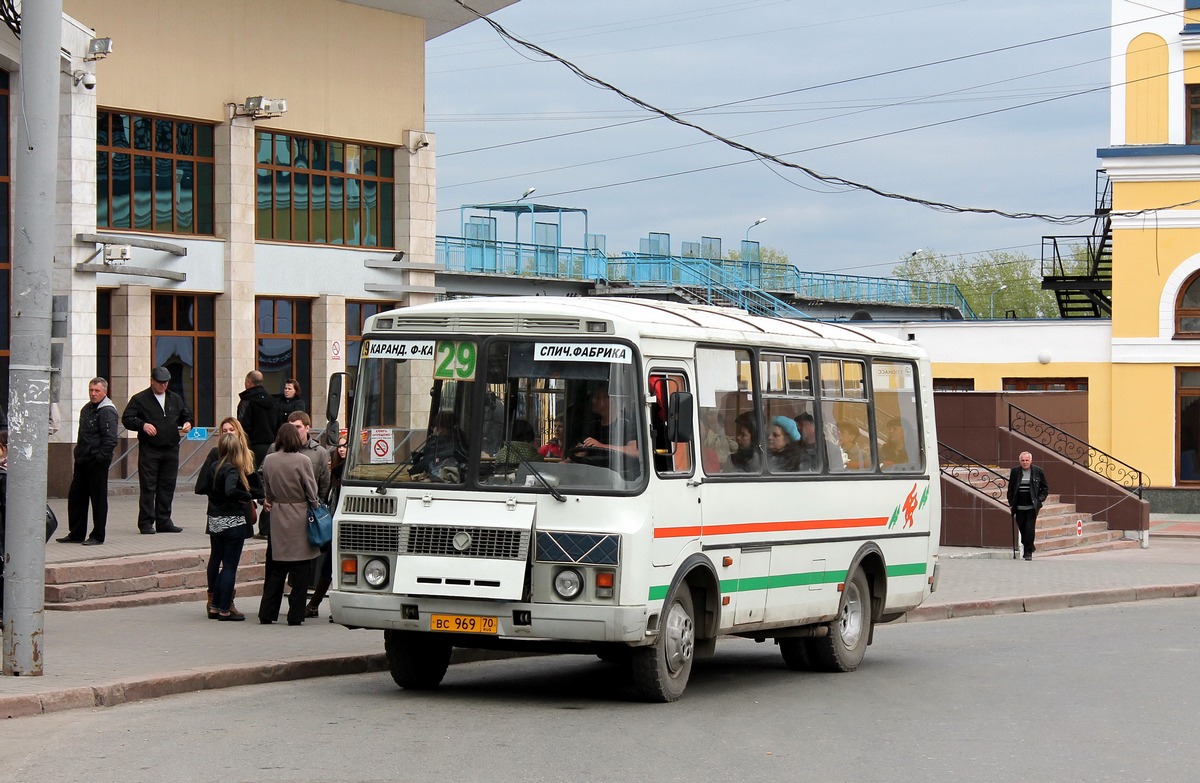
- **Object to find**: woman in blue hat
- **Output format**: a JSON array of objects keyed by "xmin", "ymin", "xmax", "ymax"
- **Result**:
[{"xmin": 766, "ymin": 415, "xmax": 802, "ymax": 473}]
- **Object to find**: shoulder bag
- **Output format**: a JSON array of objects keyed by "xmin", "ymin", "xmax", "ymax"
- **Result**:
[{"xmin": 306, "ymin": 501, "xmax": 333, "ymax": 547}]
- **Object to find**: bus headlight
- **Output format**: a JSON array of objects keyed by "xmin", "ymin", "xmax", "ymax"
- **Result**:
[
  {"xmin": 553, "ymin": 568, "xmax": 584, "ymax": 600},
  {"xmin": 363, "ymin": 558, "xmax": 390, "ymax": 589}
]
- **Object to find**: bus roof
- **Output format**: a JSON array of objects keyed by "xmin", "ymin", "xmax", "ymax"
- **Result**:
[{"xmin": 367, "ymin": 297, "xmax": 922, "ymax": 356}]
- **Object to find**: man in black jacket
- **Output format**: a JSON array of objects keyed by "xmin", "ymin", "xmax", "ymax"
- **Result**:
[
  {"xmin": 237, "ymin": 370, "xmax": 278, "ymax": 469},
  {"xmin": 122, "ymin": 366, "xmax": 193, "ymax": 533},
  {"xmin": 58, "ymin": 378, "xmax": 120, "ymax": 545},
  {"xmin": 1006, "ymin": 451, "xmax": 1049, "ymax": 560}
]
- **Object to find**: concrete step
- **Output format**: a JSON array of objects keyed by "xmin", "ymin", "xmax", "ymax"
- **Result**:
[
  {"xmin": 1037, "ymin": 538, "xmax": 1141, "ymax": 557},
  {"xmin": 45, "ymin": 547, "xmax": 268, "ymax": 611}
]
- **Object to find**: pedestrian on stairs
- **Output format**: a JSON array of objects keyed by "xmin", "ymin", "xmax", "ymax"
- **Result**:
[{"xmin": 1006, "ymin": 451, "xmax": 1049, "ymax": 561}]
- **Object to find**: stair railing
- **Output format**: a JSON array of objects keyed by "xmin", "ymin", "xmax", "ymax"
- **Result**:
[
  {"xmin": 937, "ymin": 442, "xmax": 1017, "ymax": 555},
  {"xmin": 937, "ymin": 442, "xmax": 1009, "ymax": 499},
  {"xmin": 1008, "ymin": 404, "xmax": 1146, "ymax": 495}
]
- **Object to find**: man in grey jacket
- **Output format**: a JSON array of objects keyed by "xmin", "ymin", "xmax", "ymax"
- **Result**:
[{"xmin": 59, "ymin": 378, "xmax": 120, "ymax": 545}]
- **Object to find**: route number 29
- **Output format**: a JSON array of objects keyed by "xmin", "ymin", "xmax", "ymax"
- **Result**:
[{"xmin": 434, "ymin": 341, "xmax": 477, "ymax": 380}]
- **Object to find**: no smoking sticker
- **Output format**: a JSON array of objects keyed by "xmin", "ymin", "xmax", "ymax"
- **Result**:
[{"xmin": 369, "ymin": 429, "xmax": 394, "ymax": 464}]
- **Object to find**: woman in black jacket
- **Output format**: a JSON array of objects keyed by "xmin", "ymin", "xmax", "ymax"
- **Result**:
[
  {"xmin": 197, "ymin": 432, "xmax": 260, "ymax": 621},
  {"xmin": 276, "ymin": 378, "xmax": 306, "ymax": 426}
]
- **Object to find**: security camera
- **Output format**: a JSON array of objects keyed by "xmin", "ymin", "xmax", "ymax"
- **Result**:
[{"xmin": 80, "ymin": 72, "xmax": 96, "ymax": 90}]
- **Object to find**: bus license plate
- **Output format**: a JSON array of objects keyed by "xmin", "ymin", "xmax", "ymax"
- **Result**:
[{"xmin": 430, "ymin": 613, "xmax": 497, "ymax": 634}]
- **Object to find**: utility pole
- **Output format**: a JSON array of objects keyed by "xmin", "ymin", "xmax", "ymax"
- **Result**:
[{"xmin": 3, "ymin": 0, "xmax": 61, "ymax": 676}]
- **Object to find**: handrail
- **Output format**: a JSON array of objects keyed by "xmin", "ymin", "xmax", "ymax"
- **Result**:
[
  {"xmin": 937, "ymin": 442, "xmax": 1009, "ymax": 499},
  {"xmin": 436, "ymin": 236, "xmax": 608, "ymax": 282},
  {"xmin": 1007, "ymin": 404, "xmax": 1146, "ymax": 495},
  {"xmin": 607, "ymin": 254, "xmax": 810, "ymax": 318},
  {"xmin": 938, "ymin": 442, "xmax": 1017, "ymax": 556},
  {"xmin": 764, "ymin": 264, "xmax": 977, "ymax": 318}
]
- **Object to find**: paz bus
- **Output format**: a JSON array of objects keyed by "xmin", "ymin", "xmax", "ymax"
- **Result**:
[{"xmin": 325, "ymin": 296, "xmax": 940, "ymax": 702}]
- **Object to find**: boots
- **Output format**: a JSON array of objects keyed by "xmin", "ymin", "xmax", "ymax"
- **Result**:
[
  {"xmin": 227, "ymin": 588, "xmax": 245, "ymax": 620},
  {"xmin": 306, "ymin": 577, "xmax": 331, "ymax": 618},
  {"xmin": 207, "ymin": 590, "xmax": 219, "ymax": 620}
]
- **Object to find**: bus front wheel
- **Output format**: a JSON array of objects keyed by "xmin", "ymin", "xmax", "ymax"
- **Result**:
[
  {"xmin": 809, "ymin": 570, "xmax": 872, "ymax": 673},
  {"xmin": 385, "ymin": 630, "xmax": 452, "ymax": 690},
  {"xmin": 631, "ymin": 587, "xmax": 696, "ymax": 702}
]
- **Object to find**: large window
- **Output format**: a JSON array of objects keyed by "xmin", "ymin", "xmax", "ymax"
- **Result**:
[
  {"xmin": 1179, "ymin": 369, "xmax": 1200, "ymax": 484},
  {"xmin": 255, "ymin": 132, "xmax": 395, "ymax": 247},
  {"xmin": 1002, "ymin": 377, "xmax": 1088, "ymax": 391},
  {"xmin": 97, "ymin": 111, "xmax": 215, "ymax": 234},
  {"xmin": 96, "ymin": 289, "xmax": 113, "ymax": 385},
  {"xmin": 153, "ymin": 293, "xmax": 215, "ymax": 426},
  {"xmin": 257, "ymin": 298, "xmax": 312, "ymax": 399}
]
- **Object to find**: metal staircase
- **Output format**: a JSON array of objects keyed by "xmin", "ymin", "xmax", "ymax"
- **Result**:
[{"xmin": 1041, "ymin": 171, "xmax": 1113, "ymax": 318}]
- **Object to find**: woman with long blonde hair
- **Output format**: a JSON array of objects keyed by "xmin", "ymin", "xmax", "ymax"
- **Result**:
[{"xmin": 198, "ymin": 433, "xmax": 259, "ymax": 620}]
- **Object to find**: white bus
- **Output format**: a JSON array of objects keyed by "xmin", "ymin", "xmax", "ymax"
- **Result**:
[{"xmin": 327, "ymin": 296, "xmax": 940, "ymax": 702}]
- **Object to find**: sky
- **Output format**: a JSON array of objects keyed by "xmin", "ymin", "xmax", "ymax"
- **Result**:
[{"xmin": 426, "ymin": 0, "xmax": 1114, "ymax": 277}]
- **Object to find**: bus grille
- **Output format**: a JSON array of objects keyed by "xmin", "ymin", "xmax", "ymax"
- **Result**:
[
  {"xmin": 400, "ymin": 525, "xmax": 529, "ymax": 560},
  {"xmin": 342, "ymin": 495, "xmax": 398, "ymax": 516},
  {"xmin": 535, "ymin": 532, "xmax": 620, "ymax": 565},
  {"xmin": 339, "ymin": 522, "xmax": 402, "ymax": 553}
]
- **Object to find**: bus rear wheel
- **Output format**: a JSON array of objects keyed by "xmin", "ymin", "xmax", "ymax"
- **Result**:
[
  {"xmin": 809, "ymin": 570, "xmax": 872, "ymax": 673},
  {"xmin": 631, "ymin": 587, "xmax": 695, "ymax": 702},
  {"xmin": 385, "ymin": 630, "xmax": 452, "ymax": 690}
]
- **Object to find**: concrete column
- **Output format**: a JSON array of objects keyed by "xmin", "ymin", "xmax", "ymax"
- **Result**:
[
  {"xmin": 214, "ymin": 117, "xmax": 258, "ymax": 417},
  {"xmin": 53, "ymin": 40, "xmax": 100, "ymax": 447},
  {"xmin": 395, "ymin": 133, "xmax": 438, "ymax": 308},
  {"xmin": 312, "ymin": 294, "xmax": 346, "ymax": 430},
  {"xmin": 109, "ymin": 285, "xmax": 152, "ymax": 411}
]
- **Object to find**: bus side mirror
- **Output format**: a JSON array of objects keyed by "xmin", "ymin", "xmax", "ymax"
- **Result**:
[
  {"xmin": 667, "ymin": 391, "xmax": 694, "ymax": 442},
  {"xmin": 327, "ymin": 372, "xmax": 345, "ymax": 422}
]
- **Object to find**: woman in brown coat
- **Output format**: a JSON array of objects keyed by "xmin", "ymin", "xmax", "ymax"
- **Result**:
[{"xmin": 259, "ymin": 423, "xmax": 319, "ymax": 625}]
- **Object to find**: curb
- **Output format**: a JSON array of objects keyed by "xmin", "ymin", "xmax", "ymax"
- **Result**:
[
  {"xmin": 5, "ymin": 586, "xmax": 1200, "ymax": 719},
  {"xmin": 896, "ymin": 582, "xmax": 1200, "ymax": 623}
]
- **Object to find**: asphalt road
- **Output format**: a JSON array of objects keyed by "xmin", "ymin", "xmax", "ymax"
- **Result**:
[{"xmin": 2, "ymin": 599, "xmax": 1197, "ymax": 783}]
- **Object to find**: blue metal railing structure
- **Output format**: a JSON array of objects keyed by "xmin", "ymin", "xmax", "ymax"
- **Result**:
[
  {"xmin": 436, "ymin": 236, "xmax": 607, "ymax": 282},
  {"xmin": 606, "ymin": 253, "xmax": 810, "ymax": 318},
  {"xmin": 434, "ymin": 236, "xmax": 975, "ymax": 317}
]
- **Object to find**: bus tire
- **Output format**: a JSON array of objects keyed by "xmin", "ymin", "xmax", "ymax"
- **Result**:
[
  {"xmin": 778, "ymin": 637, "xmax": 815, "ymax": 671},
  {"xmin": 809, "ymin": 570, "xmax": 872, "ymax": 673},
  {"xmin": 385, "ymin": 630, "xmax": 452, "ymax": 690},
  {"xmin": 631, "ymin": 586, "xmax": 695, "ymax": 702}
]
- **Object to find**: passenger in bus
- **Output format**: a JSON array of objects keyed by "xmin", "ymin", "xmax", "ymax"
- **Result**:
[
  {"xmin": 767, "ymin": 415, "xmax": 803, "ymax": 472},
  {"xmin": 414, "ymin": 411, "xmax": 466, "ymax": 479},
  {"xmin": 700, "ymin": 408, "xmax": 733, "ymax": 473},
  {"xmin": 579, "ymin": 383, "xmax": 638, "ymax": 459},
  {"xmin": 880, "ymin": 418, "xmax": 910, "ymax": 468},
  {"xmin": 493, "ymin": 419, "xmax": 541, "ymax": 467},
  {"xmin": 838, "ymin": 420, "xmax": 870, "ymax": 470},
  {"xmin": 729, "ymin": 411, "xmax": 761, "ymax": 472},
  {"xmin": 793, "ymin": 412, "xmax": 822, "ymax": 472},
  {"xmin": 538, "ymin": 418, "xmax": 564, "ymax": 459}
]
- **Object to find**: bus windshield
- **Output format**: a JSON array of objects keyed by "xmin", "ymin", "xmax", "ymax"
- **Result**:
[{"xmin": 344, "ymin": 336, "xmax": 645, "ymax": 492}]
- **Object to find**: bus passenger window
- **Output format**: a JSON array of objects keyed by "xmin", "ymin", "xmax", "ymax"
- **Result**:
[
  {"xmin": 649, "ymin": 371, "xmax": 693, "ymax": 476},
  {"xmin": 874, "ymin": 359, "xmax": 922, "ymax": 473}
]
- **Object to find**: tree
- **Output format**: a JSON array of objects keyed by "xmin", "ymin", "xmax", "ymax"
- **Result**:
[
  {"xmin": 725, "ymin": 245, "xmax": 790, "ymax": 265},
  {"xmin": 892, "ymin": 249, "xmax": 1065, "ymax": 318}
]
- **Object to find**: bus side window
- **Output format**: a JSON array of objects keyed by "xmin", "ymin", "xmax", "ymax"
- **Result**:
[{"xmin": 649, "ymin": 371, "xmax": 693, "ymax": 476}]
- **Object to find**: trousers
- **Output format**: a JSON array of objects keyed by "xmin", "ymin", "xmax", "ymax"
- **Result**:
[
  {"xmin": 137, "ymin": 445, "xmax": 180, "ymax": 530},
  {"xmin": 67, "ymin": 459, "xmax": 110, "ymax": 542},
  {"xmin": 1014, "ymin": 509, "xmax": 1038, "ymax": 557}
]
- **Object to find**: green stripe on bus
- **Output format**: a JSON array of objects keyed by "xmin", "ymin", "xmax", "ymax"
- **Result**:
[{"xmin": 648, "ymin": 562, "xmax": 926, "ymax": 601}]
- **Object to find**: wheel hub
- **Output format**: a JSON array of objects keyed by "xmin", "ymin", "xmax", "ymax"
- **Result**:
[{"xmin": 662, "ymin": 600, "xmax": 694, "ymax": 674}]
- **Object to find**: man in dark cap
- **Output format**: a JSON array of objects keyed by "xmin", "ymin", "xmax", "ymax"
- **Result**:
[{"xmin": 121, "ymin": 366, "xmax": 193, "ymax": 533}]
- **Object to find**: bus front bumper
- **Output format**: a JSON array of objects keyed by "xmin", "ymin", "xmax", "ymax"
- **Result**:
[{"xmin": 330, "ymin": 590, "xmax": 652, "ymax": 644}]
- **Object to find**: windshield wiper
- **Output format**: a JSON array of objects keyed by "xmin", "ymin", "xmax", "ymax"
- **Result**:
[
  {"xmin": 374, "ymin": 452, "xmax": 416, "ymax": 495},
  {"xmin": 521, "ymin": 458, "xmax": 566, "ymax": 502}
]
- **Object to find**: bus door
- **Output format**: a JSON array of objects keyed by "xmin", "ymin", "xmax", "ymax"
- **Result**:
[{"xmin": 647, "ymin": 368, "xmax": 702, "ymax": 567}]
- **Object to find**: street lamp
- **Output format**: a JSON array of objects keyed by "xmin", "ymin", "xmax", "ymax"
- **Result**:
[
  {"xmin": 989, "ymin": 284, "xmax": 1008, "ymax": 319},
  {"xmin": 745, "ymin": 217, "xmax": 767, "ymax": 242},
  {"xmin": 517, "ymin": 187, "xmax": 536, "ymax": 202}
]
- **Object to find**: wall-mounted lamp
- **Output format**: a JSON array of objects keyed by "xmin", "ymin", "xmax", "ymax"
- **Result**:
[
  {"xmin": 232, "ymin": 96, "xmax": 287, "ymax": 120},
  {"xmin": 84, "ymin": 37, "xmax": 113, "ymax": 61}
]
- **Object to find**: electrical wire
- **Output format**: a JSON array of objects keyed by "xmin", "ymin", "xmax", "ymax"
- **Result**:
[{"xmin": 450, "ymin": 0, "xmax": 1198, "ymax": 225}]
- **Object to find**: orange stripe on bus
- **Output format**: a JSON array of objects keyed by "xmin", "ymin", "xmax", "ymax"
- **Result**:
[{"xmin": 653, "ymin": 517, "xmax": 888, "ymax": 538}]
